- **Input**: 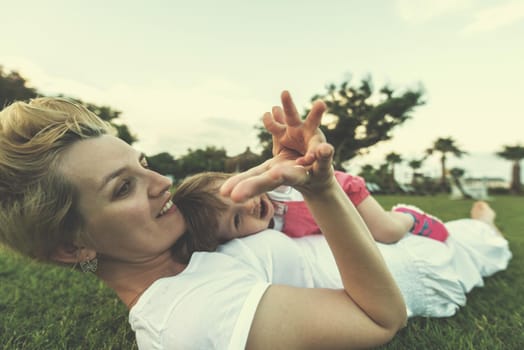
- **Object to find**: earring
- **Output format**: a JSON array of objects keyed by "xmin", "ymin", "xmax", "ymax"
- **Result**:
[{"xmin": 79, "ymin": 256, "xmax": 98, "ymax": 273}]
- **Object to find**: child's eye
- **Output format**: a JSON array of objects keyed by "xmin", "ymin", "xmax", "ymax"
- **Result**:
[{"xmin": 234, "ymin": 213, "xmax": 241, "ymax": 229}]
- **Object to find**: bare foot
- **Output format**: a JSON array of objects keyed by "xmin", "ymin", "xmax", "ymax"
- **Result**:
[
  {"xmin": 470, "ymin": 201, "xmax": 495, "ymax": 222},
  {"xmin": 470, "ymin": 201, "xmax": 503, "ymax": 236}
]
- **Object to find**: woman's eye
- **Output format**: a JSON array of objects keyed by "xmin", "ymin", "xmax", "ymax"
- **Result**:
[
  {"xmin": 115, "ymin": 180, "xmax": 132, "ymax": 198},
  {"xmin": 234, "ymin": 214, "xmax": 240, "ymax": 229}
]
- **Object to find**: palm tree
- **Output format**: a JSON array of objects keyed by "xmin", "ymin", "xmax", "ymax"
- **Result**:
[
  {"xmin": 496, "ymin": 144, "xmax": 524, "ymax": 194},
  {"xmin": 407, "ymin": 158, "xmax": 424, "ymax": 186},
  {"xmin": 385, "ymin": 152, "xmax": 402, "ymax": 192},
  {"xmin": 359, "ymin": 164, "xmax": 376, "ymax": 180},
  {"xmin": 449, "ymin": 167, "xmax": 473, "ymax": 199},
  {"xmin": 426, "ymin": 137, "xmax": 467, "ymax": 191}
]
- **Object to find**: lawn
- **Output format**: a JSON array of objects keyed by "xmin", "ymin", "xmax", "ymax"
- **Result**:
[{"xmin": 1, "ymin": 195, "xmax": 522, "ymax": 349}]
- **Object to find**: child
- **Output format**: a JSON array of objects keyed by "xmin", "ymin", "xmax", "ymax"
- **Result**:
[{"xmin": 171, "ymin": 170, "xmax": 449, "ymax": 262}]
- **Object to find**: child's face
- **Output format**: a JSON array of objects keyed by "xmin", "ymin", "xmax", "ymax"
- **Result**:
[{"xmin": 216, "ymin": 192, "xmax": 275, "ymax": 241}]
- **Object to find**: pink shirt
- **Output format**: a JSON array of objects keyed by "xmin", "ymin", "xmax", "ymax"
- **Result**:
[{"xmin": 272, "ymin": 172, "xmax": 370, "ymax": 238}]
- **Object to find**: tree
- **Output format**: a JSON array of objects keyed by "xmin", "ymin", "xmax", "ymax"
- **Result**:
[
  {"xmin": 173, "ymin": 146, "xmax": 228, "ymax": 180},
  {"xmin": 426, "ymin": 137, "xmax": 467, "ymax": 191},
  {"xmin": 496, "ymin": 144, "xmax": 524, "ymax": 194},
  {"xmin": 147, "ymin": 152, "xmax": 177, "ymax": 176},
  {"xmin": 385, "ymin": 152, "xmax": 402, "ymax": 192},
  {"xmin": 0, "ymin": 66, "xmax": 137, "ymax": 145},
  {"xmin": 375, "ymin": 163, "xmax": 391, "ymax": 191},
  {"xmin": 358, "ymin": 164, "xmax": 377, "ymax": 182},
  {"xmin": 0, "ymin": 66, "xmax": 37, "ymax": 108},
  {"xmin": 314, "ymin": 77, "xmax": 424, "ymax": 169},
  {"xmin": 449, "ymin": 167, "xmax": 473, "ymax": 199},
  {"xmin": 112, "ymin": 123, "xmax": 137, "ymax": 145},
  {"xmin": 67, "ymin": 97, "xmax": 138, "ymax": 144},
  {"xmin": 225, "ymin": 147, "xmax": 263, "ymax": 172},
  {"xmin": 358, "ymin": 163, "xmax": 390, "ymax": 192},
  {"xmin": 256, "ymin": 77, "xmax": 425, "ymax": 170},
  {"xmin": 407, "ymin": 158, "xmax": 424, "ymax": 186},
  {"xmin": 255, "ymin": 124, "xmax": 273, "ymax": 161}
]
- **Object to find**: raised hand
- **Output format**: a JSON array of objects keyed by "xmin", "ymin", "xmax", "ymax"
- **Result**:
[
  {"xmin": 220, "ymin": 90, "xmax": 333, "ymax": 202},
  {"xmin": 264, "ymin": 91, "xmax": 327, "ymax": 166}
]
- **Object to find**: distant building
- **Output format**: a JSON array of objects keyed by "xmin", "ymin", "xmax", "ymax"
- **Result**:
[
  {"xmin": 465, "ymin": 177, "xmax": 509, "ymax": 189},
  {"xmin": 225, "ymin": 147, "xmax": 262, "ymax": 172},
  {"xmin": 450, "ymin": 177, "xmax": 509, "ymax": 200}
]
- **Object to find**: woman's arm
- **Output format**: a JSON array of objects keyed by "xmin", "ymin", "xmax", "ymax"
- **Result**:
[
  {"xmin": 221, "ymin": 92, "xmax": 407, "ymax": 349},
  {"xmin": 303, "ymin": 145, "xmax": 406, "ymax": 329}
]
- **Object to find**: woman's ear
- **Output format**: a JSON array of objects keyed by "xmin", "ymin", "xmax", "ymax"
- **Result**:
[{"xmin": 51, "ymin": 242, "xmax": 96, "ymax": 264}]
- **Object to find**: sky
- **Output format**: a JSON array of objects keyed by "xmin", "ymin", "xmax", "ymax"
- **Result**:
[{"xmin": 2, "ymin": 0, "xmax": 523, "ymax": 182}]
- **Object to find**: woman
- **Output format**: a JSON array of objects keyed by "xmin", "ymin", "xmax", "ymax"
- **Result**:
[
  {"xmin": 0, "ymin": 92, "xmax": 406, "ymax": 349},
  {"xmin": 0, "ymin": 91, "xmax": 510, "ymax": 349}
]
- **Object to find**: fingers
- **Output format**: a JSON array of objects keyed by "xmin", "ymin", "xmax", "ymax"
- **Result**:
[
  {"xmin": 227, "ymin": 164, "xmax": 309, "ymax": 202},
  {"xmin": 281, "ymin": 90, "xmax": 302, "ymax": 127},
  {"xmin": 227, "ymin": 171, "xmax": 283, "ymax": 202},
  {"xmin": 263, "ymin": 111, "xmax": 285, "ymax": 156},
  {"xmin": 267, "ymin": 91, "xmax": 325, "ymax": 136},
  {"xmin": 295, "ymin": 134, "xmax": 325, "ymax": 166},
  {"xmin": 303, "ymin": 100, "xmax": 326, "ymax": 130},
  {"xmin": 271, "ymin": 106, "xmax": 285, "ymax": 125},
  {"xmin": 312, "ymin": 143, "xmax": 335, "ymax": 174},
  {"xmin": 220, "ymin": 161, "xmax": 270, "ymax": 197},
  {"xmin": 296, "ymin": 142, "xmax": 334, "ymax": 168},
  {"xmin": 221, "ymin": 143, "xmax": 334, "ymax": 203},
  {"xmin": 262, "ymin": 111, "xmax": 284, "ymax": 137},
  {"xmin": 262, "ymin": 89, "xmax": 328, "ymax": 164}
]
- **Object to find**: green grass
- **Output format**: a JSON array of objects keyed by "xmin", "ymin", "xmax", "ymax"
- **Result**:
[
  {"xmin": 375, "ymin": 195, "xmax": 524, "ymax": 350},
  {"xmin": 0, "ymin": 256, "xmax": 136, "ymax": 350},
  {"xmin": 1, "ymin": 195, "xmax": 522, "ymax": 349}
]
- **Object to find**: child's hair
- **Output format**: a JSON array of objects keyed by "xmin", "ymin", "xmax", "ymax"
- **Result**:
[
  {"xmin": 0, "ymin": 97, "xmax": 115, "ymax": 261},
  {"xmin": 171, "ymin": 171, "xmax": 233, "ymax": 263}
]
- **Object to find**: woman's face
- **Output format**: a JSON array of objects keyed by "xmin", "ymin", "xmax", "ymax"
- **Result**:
[{"xmin": 59, "ymin": 135, "xmax": 185, "ymax": 263}]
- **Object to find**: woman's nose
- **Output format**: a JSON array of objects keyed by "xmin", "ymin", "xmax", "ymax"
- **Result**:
[{"xmin": 147, "ymin": 169, "xmax": 172, "ymax": 197}]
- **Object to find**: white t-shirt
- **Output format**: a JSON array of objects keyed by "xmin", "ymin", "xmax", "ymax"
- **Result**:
[
  {"xmin": 129, "ymin": 220, "xmax": 511, "ymax": 349},
  {"xmin": 129, "ymin": 230, "xmax": 314, "ymax": 350}
]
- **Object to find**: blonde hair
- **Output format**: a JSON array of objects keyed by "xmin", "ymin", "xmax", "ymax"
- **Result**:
[
  {"xmin": 171, "ymin": 172, "xmax": 232, "ymax": 263},
  {"xmin": 0, "ymin": 97, "xmax": 115, "ymax": 261}
]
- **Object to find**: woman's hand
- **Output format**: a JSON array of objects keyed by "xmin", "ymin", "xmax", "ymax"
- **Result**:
[{"xmin": 223, "ymin": 93, "xmax": 407, "ymax": 346}]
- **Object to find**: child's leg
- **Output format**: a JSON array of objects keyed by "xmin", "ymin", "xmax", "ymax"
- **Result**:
[
  {"xmin": 334, "ymin": 172, "xmax": 450, "ymax": 243},
  {"xmin": 336, "ymin": 173, "xmax": 412, "ymax": 243},
  {"xmin": 356, "ymin": 196, "xmax": 413, "ymax": 243}
]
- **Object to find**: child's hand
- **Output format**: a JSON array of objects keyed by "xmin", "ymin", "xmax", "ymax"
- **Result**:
[{"xmin": 220, "ymin": 142, "xmax": 335, "ymax": 202}]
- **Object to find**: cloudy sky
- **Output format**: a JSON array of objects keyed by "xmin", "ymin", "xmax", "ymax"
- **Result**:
[{"xmin": 2, "ymin": 0, "xmax": 523, "ymax": 180}]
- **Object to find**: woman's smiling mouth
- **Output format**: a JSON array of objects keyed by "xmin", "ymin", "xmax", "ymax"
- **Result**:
[{"xmin": 157, "ymin": 200, "xmax": 175, "ymax": 217}]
